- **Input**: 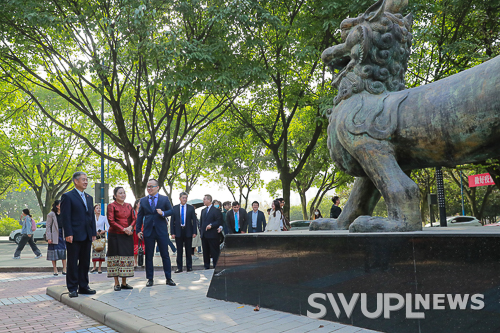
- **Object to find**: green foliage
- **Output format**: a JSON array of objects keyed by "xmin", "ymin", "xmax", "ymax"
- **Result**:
[
  {"xmin": 229, "ymin": 0, "xmax": 363, "ymax": 217},
  {"xmin": 0, "ymin": 0, "xmax": 258, "ymax": 198},
  {"xmin": 407, "ymin": 0, "xmax": 500, "ymax": 86},
  {"xmin": 0, "ymin": 88, "xmax": 94, "ymax": 218},
  {"xmin": 202, "ymin": 116, "xmax": 266, "ymax": 209},
  {"xmin": 0, "ymin": 164, "xmax": 16, "ymax": 199},
  {"xmin": 0, "ymin": 183, "xmax": 41, "ymax": 220},
  {"xmin": 0, "ymin": 216, "xmax": 19, "ymax": 236}
]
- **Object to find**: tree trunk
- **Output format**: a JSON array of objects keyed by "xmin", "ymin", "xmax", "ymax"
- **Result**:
[
  {"xmin": 280, "ymin": 173, "xmax": 292, "ymax": 220},
  {"xmin": 299, "ymin": 191, "xmax": 308, "ymax": 220},
  {"xmin": 486, "ymin": 165, "xmax": 500, "ymax": 191}
]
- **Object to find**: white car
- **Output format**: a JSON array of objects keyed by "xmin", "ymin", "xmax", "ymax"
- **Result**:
[
  {"xmin": 424, "ymin": 216, "xmax": 482, "ymax": 227},
  {"xmin": 290, "ymin": 220, "xmax": 311, "ymax": 230},
  {"xmin": 9, "ymin": 221, "xmax": 47, "ymax": 244}
]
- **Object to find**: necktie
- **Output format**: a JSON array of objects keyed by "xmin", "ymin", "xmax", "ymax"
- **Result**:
[
  {"xmin": 150, "ymin": 196, "xmax": 156, "ymax": 227},
  {"xmin": 181, "ymin": 205, "xmax": 185, "ymax": 227},
  {"xmin": 81, "ymin": 192, "xmax": 88, "ymax": 210},
  {"xmin": 235, "ymin": 212, "xmax": 239, "ymax": 232}
]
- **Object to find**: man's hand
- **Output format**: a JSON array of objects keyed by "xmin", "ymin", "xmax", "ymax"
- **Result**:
[
  {"xmin": 241, "ymin": 231, "xmax": 246, "ymax": 234},
  {"xmin": 138, "ymin": 232, "xmax": 143, "ymax": 240},
  {"xmin": 171, "ymin": 235, "xmax": 175, "ymax": 239},
  {"xmin": 156, "ymin": 209, "xmax": 163, "ymax": 216},
  {"xmin": 66, "ymin": 235, "xmax": 73, "ymax": 243},
  {"xmin": 192, "ymin": 234, "xmax": 196, "ymax": 238},
  {"xmin": 100, "ymin": 230, "xmax": 106, "ymax": 235},
  {"xmin": 27, "ymin": 234, "xmax": 32, "ymax": 238},
  {"xmin": 206, "ymin": 224, "xmax": 212, "ymax": 231},
  {"xmin": 92, "ymin": 236, "xmax": 96, "ymax": 241},
  {"xmin": 47, "ymin": 239, "xmax": 52, "ymax": 244}
]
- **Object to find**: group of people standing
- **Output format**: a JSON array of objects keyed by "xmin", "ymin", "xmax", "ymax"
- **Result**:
[{"xmin": 12, "ymin": 170, "xmax": 342, "ymax": 297}]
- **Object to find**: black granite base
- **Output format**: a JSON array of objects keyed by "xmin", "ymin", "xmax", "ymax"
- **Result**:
[{"xmin": 207, "ymin": 231, "xmax": 500, "ymax": 333}]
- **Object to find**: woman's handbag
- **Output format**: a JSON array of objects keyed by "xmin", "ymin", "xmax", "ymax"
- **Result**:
[
  {"xmin": 92, "ymin": 237, "xmax": 106, "ymax": 252},
  {"xmin": 138, "ymin": 240, "xmax": 144, "ymax": 267}
]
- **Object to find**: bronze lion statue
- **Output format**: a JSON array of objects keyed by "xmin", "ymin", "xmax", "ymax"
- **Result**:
[{"xmin": 318, "ymin": 0, "xmax": 500, "ymax": 232}]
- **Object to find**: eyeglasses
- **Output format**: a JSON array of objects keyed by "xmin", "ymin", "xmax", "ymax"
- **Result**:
[{"xmin": 147, "ymin": 185, "xmax": 158, "ymax": 189}]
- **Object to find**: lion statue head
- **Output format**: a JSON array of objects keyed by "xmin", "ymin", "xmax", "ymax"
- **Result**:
[{"xmin": 322, "ymin": 0, "xmax": 413, "ymax": 105}]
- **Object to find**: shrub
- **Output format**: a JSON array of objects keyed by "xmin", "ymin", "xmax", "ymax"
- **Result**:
[{"xmin": 0, "ymin": 216, "xmax": 20, "ymax": 236}]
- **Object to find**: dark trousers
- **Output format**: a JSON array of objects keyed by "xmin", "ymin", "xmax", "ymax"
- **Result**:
[
  {"xmin": 156, "ymin": 238, "xmax": 176, "ymax": 253},
  {"xmin": 144, "ymin": 227, "xmax": 171, "ymax": 280},
  {"xmin": 202, "ymin": 237, "xmax": 220, "ymax": 269},
  {"xmin": 14, "ymin": 234, "xmax": 41, "ymax": 257},
  {"xmin": 66, "ymin": 240, "xmax": 91, "ymax": 292},
  {"xmin": 175, "ymin": 228, "xmax": 192, "ymax": 270}
]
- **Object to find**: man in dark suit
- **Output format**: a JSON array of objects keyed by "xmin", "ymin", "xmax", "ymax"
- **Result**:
[
  {"xmin": 60, "ymin": 171, "xmax": 97, "ymax": 298},
  {"xmin": 200, "ymin": 194, "xmax": 223, "ymax": 269},
  {"xmin": 171, "ymin": 191, "xmax": 197, "ymax": 273},
  {"xmin": 247, "ymin": 201, "xmax": 267, "ymax": 233},
  {"xmin": 136, "ymin": 179, "xmax": 176, "ymax": 287},
  {"xmin": 226, "ymin": 201, "xmax": 248, "ymax": 234}
]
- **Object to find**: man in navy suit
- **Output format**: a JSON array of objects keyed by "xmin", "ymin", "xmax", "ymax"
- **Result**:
[
  {"xmin": 136, "ymin": 179, "xmax": 176, "ymax": 287},
  {"xmin": 171, "ymin": 191, "xmax": 197, "ymax": 273},
  {"xmin": 200, "ymin": 194, "xmax": 223, "ymax": 269},
  {"xmin": 247, "ymin": 201, "xmax": 267, "ymax": 233},
  {"xmin": 60, "ymin": 171, "xmax": 97, "ymax": 298},
  {"xmin": 226, "ymin": 201, "xmax": 248, "ymax": 234}
]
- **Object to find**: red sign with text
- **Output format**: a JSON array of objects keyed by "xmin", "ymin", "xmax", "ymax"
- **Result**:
[{"xmin": 468, "ymin": 173, "xmax": 495, "ymax": 187}]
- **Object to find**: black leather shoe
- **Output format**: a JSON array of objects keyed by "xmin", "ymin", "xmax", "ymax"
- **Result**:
[
  {"xmin": 187, "ymin": 268, "xmax": 193, "ymax": 272},
  {"xmin": 174, "ymin": 269, "xmax": 183, "ymax": 273},
  {"xmin": 79, "ymin": 288, "xmax": 96, "ymax": 295},
  {"xmin": 68, "ymin": 291, "xmax": 78, "ymax": 298},
  {"xmin": 121, "ymin": 284, "xmax": 133, "ymax": 290},
  {"xmin": 146, "ymin": 279, "xmax": 154, "ymax": 287},
  {"xmin": 114, "ymin": 285, "xmax": 121, "ymax": 291},
  {"xmin": 166, "ymin": 279, "xmax": 176, "ymax": 286}
]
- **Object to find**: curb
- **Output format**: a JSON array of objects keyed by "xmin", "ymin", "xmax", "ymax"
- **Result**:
[
  {"xmin": 0, "ymin": 265, "xmax": 206, "ymax": 273},
  {"xmin": 47, "ymin": 286, "xmax": 176, "ymax": 333}
]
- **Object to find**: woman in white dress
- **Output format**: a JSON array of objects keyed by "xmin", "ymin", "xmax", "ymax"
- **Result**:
[
  {"xmin": 265, "ymin": 200, "xmax": 283, "ymax": 232},
  {"xmin": 91, "ymin": 204, "xmax": 109, "ymax": 273}
]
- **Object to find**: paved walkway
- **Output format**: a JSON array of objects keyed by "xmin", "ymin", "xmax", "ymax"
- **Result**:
[
  {"xmin": 0, "ymin": 272, "xmax": 118, "ymax": 333},
  {"xmin": 47, "ymin": 270, "xmax": 378, "ymax": 333},
  {"xmin": 0, "ymin": 238, "xmax": 203, "ymax": 271}
]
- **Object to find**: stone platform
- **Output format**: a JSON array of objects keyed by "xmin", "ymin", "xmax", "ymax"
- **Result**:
[{"xmin": 207, "ymin": 227, "xmax": 500, "ymax": 333}]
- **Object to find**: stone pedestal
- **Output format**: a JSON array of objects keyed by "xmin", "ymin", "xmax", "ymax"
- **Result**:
[{"xmin": 207, "ymin": 228, "xmax": 500, "ymax": 333}]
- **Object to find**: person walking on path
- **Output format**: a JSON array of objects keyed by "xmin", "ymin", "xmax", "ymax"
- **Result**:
[
  {"xmin": 107, "ymin": 187, "xmax": 136, "ymax": 291},
  {"xmin": 91, "ymin": 204, "xmax": 109, "ymax": 274},
  {"xmin": 221, "ymin": 201, "xmax": 231, "ymax": 235},
  {"xmin": 136, "ymin": 178, "xmax": 176, "ymax": 287},
  {"xmin": 171, "ymin": 191, "xmax": 197, "ymax": 273},
  {"xmin": 200, "ymin": 194, "xmax": 223, "ymax": 269},
  {"xmin": 265, "ymin": 200, "xmax": 284, "ymax": 232},
  {"xmin": 247, "ymin": 201, "xmax": 266, "ymax": 233},
  {"xmin": 191, "ymin": 214, "xmax": 202, "ymax": 261},
  {"xmin": 46, "ymin": 200, "xmax": 66, "ymax": 275},
  {"xmin": 330, "ymin": 196, "xmax": 342, "ymax": 218},
  {"xmin": 13, "ymin": 209, "xmax": 42, "ymax": 259},
  {"xmin": 61, "ymin": 171, "xmax": 97, "ymax": 298},
  {"xmin": 226, "ymin": 201, "xmax": 248, "ymax": 234}
]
